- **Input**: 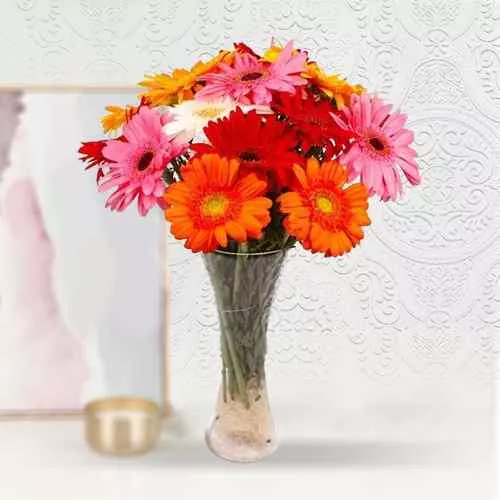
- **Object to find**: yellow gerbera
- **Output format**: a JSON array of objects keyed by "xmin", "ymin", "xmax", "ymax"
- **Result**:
[
  {"xmin": 262, "ymin": 42, "xmax": 300, "ymax": 63},
  {"xmin": 101, "ymin": 105, "xmax": 138, "ymax": 133},
  {"xmin": 262, "ymin": 44, "xmax": 284, "ymax": 63},
  {"xmin": 305, "ymin": 62, "xmax": 365, "ymax": 108},
  {"xmin": 139, "ymin": 50, "xmax": 234, "ymax": 107}
]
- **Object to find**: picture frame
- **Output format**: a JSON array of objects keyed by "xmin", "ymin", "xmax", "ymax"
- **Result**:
[{"xmin": 0, "ymin": 87, "xmax": 170, "ymax": 419}]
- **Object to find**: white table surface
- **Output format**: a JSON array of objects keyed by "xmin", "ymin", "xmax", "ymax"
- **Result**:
[{"xmin": 0, "ymin": 410, "xmax": 496, "ymax": 500}]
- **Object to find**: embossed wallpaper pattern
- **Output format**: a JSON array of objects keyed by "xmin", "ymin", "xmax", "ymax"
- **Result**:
[{"xmin": 3, "ymin": 0, "xmax": 499, "ymax": 438}]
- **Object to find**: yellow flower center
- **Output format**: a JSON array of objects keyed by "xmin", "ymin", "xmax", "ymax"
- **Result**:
[
  {"xmin": 196, "ymin": 106, "xmax": 226, "ymax": 119},
  {"xmin": 315, "ymin": 195, "xmax": 335, "ymax": 214},
  {"xmin": 201, "ymin": 194, "xmax": 230, "ymax": 218}
]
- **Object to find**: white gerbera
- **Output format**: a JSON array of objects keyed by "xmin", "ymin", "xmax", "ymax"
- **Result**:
[{"xmin": 162, "ymin": 98, "xmax": 271, "ymax": 143}]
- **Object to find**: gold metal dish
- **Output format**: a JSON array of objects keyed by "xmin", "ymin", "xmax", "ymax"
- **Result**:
[{"xmin": 85, "ymin": 397, "xmax": 161, "ymax": 456}]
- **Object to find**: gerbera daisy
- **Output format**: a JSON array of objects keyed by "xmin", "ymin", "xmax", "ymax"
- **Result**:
[
  {"xmin": 101, "ymin": 104, "xmax": 139, "ymax": 133},
  {"xmin": 191, "ymin": 108, "xmax": 303, "ymax": 188},
  {"xmin": 305, "ymin": 62, "xmax": 364, "ymax": 109},
  {"xmin": 163, "ymin": 98, "xmax": 271, "ymax": 143},
  {"xmin": 195, "ymin": 41, "xmax": 307, "ymax": 105},
  {"xmin": 272, "ymin": 91, "xmax": 353, "ymax": 159},
  {"xmin": 79, "ymin": 139, "xmax": 108, "ymax": 169},
  {"xmin": 99, "ymin": 106, "xmax": 188, "ymax": 216},
  {"xmin": 165, "ymin": 154, "xmax": 272, "ymax": 253},
  {"xmin": 139, "ymin": 50, "xmax": 234, "ymax": 107},
  {"xmin": 333, "ymin": 93, "xmax": 420, "ymax": 201},
  {"xmin": 79, "ymin": 138, "xmax": 121, "ymax": 182},
  {"xmin": 278, "ymin": 158, "xmax": 371, "ymax": 257},
  {"xmin": 234, "ymin": 42, "xmax": 261, "ymax": 58},
  {"xmin": 261, "ymin": 40, "xmax": 303, "ymax": 63}
]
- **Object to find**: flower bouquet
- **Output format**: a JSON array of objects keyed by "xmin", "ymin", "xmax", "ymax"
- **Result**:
[{"xmin": 79, "ymin": 41, "xmax": 420, "ymax": 462}]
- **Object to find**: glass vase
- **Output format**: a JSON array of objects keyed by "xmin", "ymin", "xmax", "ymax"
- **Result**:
[{"xmin": 203, "ymin": 249, "xmax": 287, "ymax": 463}]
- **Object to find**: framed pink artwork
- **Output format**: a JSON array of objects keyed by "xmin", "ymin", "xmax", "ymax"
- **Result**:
[{"xmin": 0, "ymin": 89, "xmax": 168, "ymax": 418}]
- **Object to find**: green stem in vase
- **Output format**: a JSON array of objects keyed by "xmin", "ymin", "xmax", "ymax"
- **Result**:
[
  {"xmin": 205, "ymin": 246, "xmax": 286, "ymax": 410},
  {"xmin": 209, "ymin": 266, "xmax": 236, "ymax": 402},
  {"xmin": 232, "ymin": 243, "xmax": 247, "ymax": 304},
  {"xmin": 220, "ymin": 327, "xmax": 237, "ymax": 401},
  {"xmin": 220, "ymin": 310, "xmax": 249, "ymax": 408},
  {"xmin": 220, "ymin": 333, "xmax": 229, "ymax": 403}
]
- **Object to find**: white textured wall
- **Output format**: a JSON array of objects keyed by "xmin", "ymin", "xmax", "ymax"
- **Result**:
[{"xmin": 2, "ymin": 1, "xmax": 498, "ymax": 446}]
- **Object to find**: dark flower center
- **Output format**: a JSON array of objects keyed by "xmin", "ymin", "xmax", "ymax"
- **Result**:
[
  {"xmin": 137, "ymin": 151, "xmax": 154, "ymax": 171},
  {"xmin": 239, "ymin": 150, "xmax": 260, "ymax": 162},
  {"xmin": 369, "ymin": 137, "xmax": 385, "ymax": 152},
  {"xmin": 241, "ymin": 72, "xmax": 263, "ymax": 82}
]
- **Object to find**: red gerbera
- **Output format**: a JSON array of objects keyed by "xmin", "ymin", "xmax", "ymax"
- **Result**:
[
  {"xmin": 191, "ymin": 108, "xmax": 303, "ymax": 189},
  {"xmin": 79, "ymin": 136, "xmax": 128, "ymax": 182},
  {"xmin": 233, "ymin": 42, "xmax": 261, "ymax": 58},
  {"xmin": 79, "ymin": 140, "xmax": 107, "ymax": 169},
  {"xmin": 79, "ymin": 139, "xmax": 110, "ymax": 182},
  {"xmin": 272, "ymin": 91, "xmax": 353, "ymax": 160}
]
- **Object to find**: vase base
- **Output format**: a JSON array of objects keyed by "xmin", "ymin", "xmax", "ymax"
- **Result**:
[
  {"xmin": 205, "ymin": 426, "xmax": 277, "ymax": 463},
  {"xmin": 205, "ymin": 381, "xmax": 278, "ymax": 463}
]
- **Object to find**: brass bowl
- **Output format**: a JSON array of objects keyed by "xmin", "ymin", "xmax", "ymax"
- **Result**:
[{"xmin": 84, "ymin": 397, "xmax": 161, "ymax": 456}]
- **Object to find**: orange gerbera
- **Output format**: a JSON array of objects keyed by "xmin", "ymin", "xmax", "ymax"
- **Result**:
[
  {"xmin": 305, "ymin": 62, "xmax": 364, "ymax": 108},
  {"xmin": 139, "ymin": 50, "xmax": 234, "ymax": 107},
  {"xmin": 101, "ymin": 104, "xmax": 139, "ymax": 133},
  {"xmin": 278, "ymin": 158, "xmax": 370, "ymax": 256},
  {"xmin": 164, "ymin": 154, "xmax": 272, "ymax": 253}
]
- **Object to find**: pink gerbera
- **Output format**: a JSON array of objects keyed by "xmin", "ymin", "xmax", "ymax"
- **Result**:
[
  {"xmin": 334, "ymin": 93, "xmax": 420, "ymax": 201},
  {"xmin": 100, "ymin": 107, "xmax": 187, "ymax": 216},
  {"xmin": 196, "ymin": 41, "xmax": 307, "ymax": 105}
]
